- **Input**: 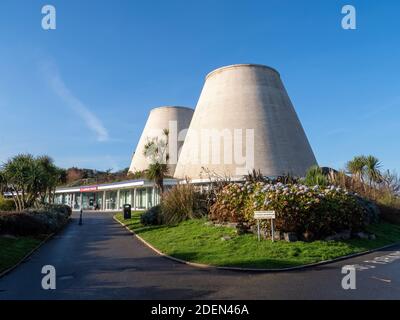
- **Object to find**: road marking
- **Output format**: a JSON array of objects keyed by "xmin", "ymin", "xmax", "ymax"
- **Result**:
[
  {"xmin": 58, "ymin": 275, "xmax": 74, "ymax": 281},
  {"xmin": 344, "ymin": 251, "xmax": 400, "ymax": 272},
  {"xmin": 371, "ymin": 276, "xmax": 392, "ymax": 283}
]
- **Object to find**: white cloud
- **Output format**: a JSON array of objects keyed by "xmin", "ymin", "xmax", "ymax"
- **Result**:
[{"xmin": 41, "ymin": 61, "xmax": 109, "ymax": 142}]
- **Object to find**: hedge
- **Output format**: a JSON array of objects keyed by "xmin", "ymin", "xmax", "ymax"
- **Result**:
[{"xmin": 0, "ymin": 204, "xmax": 72, "ymax": 236}]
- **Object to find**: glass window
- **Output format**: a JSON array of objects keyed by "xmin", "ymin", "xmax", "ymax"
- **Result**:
[
  {"xmin": 55, "ymin": 194, "xmax": 63, "ymax": 204},
  {"xmin": 147, "ymin": 188, "xmax": 153, "ymax": 208},
  {"xmin": 105, "ymin": 191, "xmax": 117, "ymax": 210},
  {"xmin": 63, "ymin": 194, "xmax": 73, "ymax": 207},
  {"xmin": 135, "ymin": 188, "xmax": 146, "ymax": 209},
  {"xmin": 96, "ymin": 192, "xmax": 103, "ymax": 210},
  {"xmin": 82, "ymin": 193, "xmax": 93, "ymax": 210},
  {"xmin": 154, "ymin": 188, "xmax": 160, "ymax": 206},
  {"xmin": 74, "ymin": 193, "xmax": 81, "ymax": 210},
  {"xmin": 119, "ymin": 190, "xmax": 132, "ymax": 209}
]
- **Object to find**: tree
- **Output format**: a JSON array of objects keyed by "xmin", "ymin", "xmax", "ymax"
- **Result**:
[
  {"xmin": 365, "ymin": 155, "xmax": 382, "ymax": 187},
  {"xmin": 143, "ymin": 129, "xmax": 170, "ymax": 193},
  {"xmin": 345, "ymin": 155, "xmax": 384, "ymax": 198},
  {"xmin": 382, "ymin": 170, "xmax": 400, "ymax": 198},
  {"xmin": 1, "ymin": 154, "xmax": 35, "ymax": 210},
  {"xmin": 146, "ymin": 162, "xmax": 169, "ymax": 193},
  {"xmin": 346, "ymin": 155, "xmax": 367, "ymax": 184},
  {"xmin": 0, "ymin": 154, "xmax": 65, "ymax": 210},
  {"xmin": 0, "ymin": 170, "xmax": 6, "ymax": 193}
]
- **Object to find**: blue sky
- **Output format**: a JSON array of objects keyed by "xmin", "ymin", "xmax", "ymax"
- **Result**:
[{"xmin": 0, "ymin": 0, "xmax": 399, "ymax": 172}]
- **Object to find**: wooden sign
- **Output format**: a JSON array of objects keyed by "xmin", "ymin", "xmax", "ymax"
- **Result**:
[
  {"xmin": 254, "ymin": 211, "xmax": 276, "ymax": 242},
  {"xmin": 254, "ymin": 211, "xmax": 276, "ymax": 220}
]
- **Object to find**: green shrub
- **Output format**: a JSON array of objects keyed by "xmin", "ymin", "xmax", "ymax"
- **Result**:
[
  {"xmin": 0, "ymin": 196, "xmax": 15, "ymax": 212},
  {"xmin": 304, "ymin": 165, "xmax": 329, "ymax": 187},
  {"xmin": 210, "ymin": 182, "xmax": 376, "ymax": 240},
  {"xmin": 356, "ymin": 196, "xmax": 380, "ymax": 224},
  {"xmin": 0, "ymin": 204, "xmax": 71, "ymax": 236},
  {"xmin": 160, "ymin": 184, "xmax": 206, "ymax": 225},
  {"xmin": 140, "ymin": 205, "xmax": 162, "ymax": 225}
]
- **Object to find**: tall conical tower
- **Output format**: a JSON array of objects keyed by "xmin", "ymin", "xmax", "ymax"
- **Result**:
[
  {"xmin": 129, "ymin": 106, "xmax": 194, "ymax": 175},
  {"xmin": 174, "ymin": 64, "xmax": 317, "ymax": 179}
]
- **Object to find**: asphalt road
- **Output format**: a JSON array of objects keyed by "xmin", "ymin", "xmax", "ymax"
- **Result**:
[{"xmin": 0, "ymin": 211, "xmax": 399, "ymax": 300}]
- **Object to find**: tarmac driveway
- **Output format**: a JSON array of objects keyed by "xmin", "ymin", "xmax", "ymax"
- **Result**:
[{"xmin": 0, "ymin": 211, "xmax": 399, "ymax": 300}]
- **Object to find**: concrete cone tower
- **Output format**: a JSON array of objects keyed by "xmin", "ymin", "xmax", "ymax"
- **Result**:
[
  {"xmin": 174, "ymin": 64, "xmax": 317, "ymax": 180},
  {"xmin": 129, "ymin": 106, "xmax": 194, "ymax": 176}
]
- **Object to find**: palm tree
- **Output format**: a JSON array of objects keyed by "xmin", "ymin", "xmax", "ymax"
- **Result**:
[
  {"xmin": 346, "ymin": 155, "xmax": 367, "ymax": 183},
  {"xmin": 34, "ymin": 155, "xmax": 54, "ymax": 205},
  {"xmin": 146, "ymin": 162, "xmax": 169, "ymax": 193},
  {"xmin": 0, "ymin": 170, "xmax": 8, "ymax": 203},
  {"xmin": 365, "ymin": 155, "xmax": 382, "ymax": 197},
  {"xmin": 143, "ymin": 129, "xmax": 170, "ymax": 193},
  {"xmin": 35, "ymin": 156, "xmax": 66, "ymax": 205},
  {"xmin": 1, "ymin": 154, "xmax": 36, "ymax": 210},
  {"xmin": 0, "ymin": 170, "xmax": 5, "ymax": 190},
  {"xmin": 0, "ymin": 154, "xmax": 65, "ymax": 210}
]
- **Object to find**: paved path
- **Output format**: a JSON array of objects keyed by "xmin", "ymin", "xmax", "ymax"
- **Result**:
[{"xmin": 0, "ymin": 212, "xmax": 399, "ymax": 300}]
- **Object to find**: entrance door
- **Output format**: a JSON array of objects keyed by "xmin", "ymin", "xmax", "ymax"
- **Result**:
[
  {"xmin": 105, "ymin": 191, "xmax": 117, "ymax": 210},
  {"xmin": 82, "ymin": 192, "xmax": 96, "ymax": 210},
  {"xmin": 96, "ymin": 193, "xmax": 103, "ymax": 211}
]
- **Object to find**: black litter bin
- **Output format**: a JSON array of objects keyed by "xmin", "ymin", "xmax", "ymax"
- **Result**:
[{"xmin": 123, "ymin": 204, "xmax": 132, "ymax": 220}]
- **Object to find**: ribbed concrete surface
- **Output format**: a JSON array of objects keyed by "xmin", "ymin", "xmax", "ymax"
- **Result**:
[
  {"xmin": 174, "ymin": 64, "xmax": 317, "ymax": 179},
  {"xmin": 129, "ymin": 106, "xmax": 194, "ymax": 175}
]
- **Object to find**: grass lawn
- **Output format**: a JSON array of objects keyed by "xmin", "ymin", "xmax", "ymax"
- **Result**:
[
  {"xmin": 115, "ymin": 212, "xmax": 400, "ymax": 269},
  {"xmin": 0, "ymin": 237, "xmax": 42, "ymax": 273}
]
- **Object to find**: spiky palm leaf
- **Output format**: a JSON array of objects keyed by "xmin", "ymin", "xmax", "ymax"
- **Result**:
[{"xmin": 365, "ymin": 155, "xmax": 382, "ymax": 185}]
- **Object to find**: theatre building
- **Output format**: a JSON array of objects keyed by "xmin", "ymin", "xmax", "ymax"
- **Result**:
[
  {"xmin": 53, "ymin": 64, "xmax": 318, "ymax": 212},
  {"xmin": 54, "ymin": 179, "xmax": 177, "ymax": 212}
]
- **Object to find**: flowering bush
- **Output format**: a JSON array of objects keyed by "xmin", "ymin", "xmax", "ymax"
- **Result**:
[
  {"xmin": 210, "ymin": 182, "xmax": 376, "ymax": 239},
  {"xmin": 209, "ymin": 183, "xmax": 252, "ymax": 222}
]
